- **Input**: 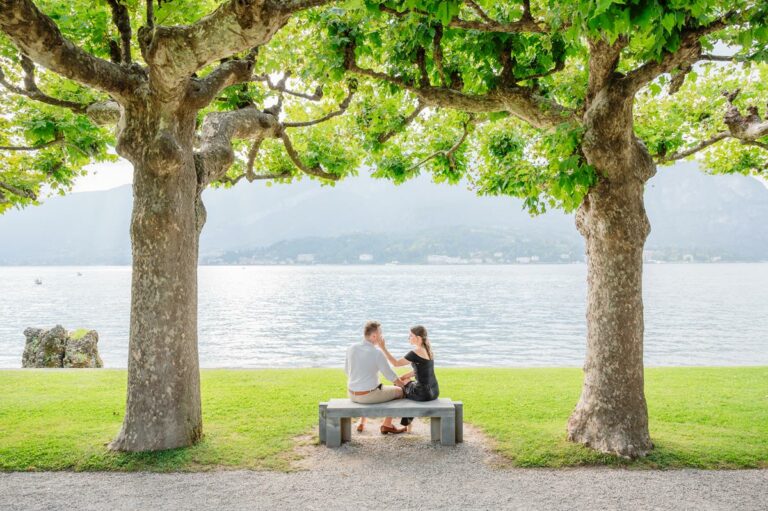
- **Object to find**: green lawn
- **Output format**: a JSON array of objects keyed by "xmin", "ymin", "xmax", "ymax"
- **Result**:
[{"xmin": 0, "ymin": 367, "xmax": 765, "ymax": 471}]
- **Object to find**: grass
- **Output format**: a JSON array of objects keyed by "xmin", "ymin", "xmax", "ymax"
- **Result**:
[{"xmin": 0, "ymin": 367, "xmax": 765, "ymax": 471}]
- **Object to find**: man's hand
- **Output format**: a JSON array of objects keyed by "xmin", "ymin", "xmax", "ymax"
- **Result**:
[{"xmin": 378, "ymin": 337, "xmax": 386, "ymax": 348}]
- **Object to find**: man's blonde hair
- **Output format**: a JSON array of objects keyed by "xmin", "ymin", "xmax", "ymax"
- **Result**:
[{"xmin": 364, "ymin": 321, "xmax": 381, "ymax": 338}]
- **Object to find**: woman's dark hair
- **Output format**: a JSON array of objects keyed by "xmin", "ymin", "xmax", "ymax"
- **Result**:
[{"xmin": 410, "ymin": 325, "xmax": 433, "ymax": 360}]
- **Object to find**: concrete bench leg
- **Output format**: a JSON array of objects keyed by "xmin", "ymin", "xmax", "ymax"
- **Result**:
[
  {"xmin": 430, "ymin": 417, "xmax": 441, "ymax": 442},
  {"xmin": 318, "ymin": 403, "xmax": 328, "ymax": 444},
  {"xmin": 454, "ymin": 402, "xmax": 463, "ymax": 443},
  {"xmin": 341, "ymin": 417, "xmax": 352, "ymax": 443},
  {"xmin": 326, "ymin": 417, "xmax": 342, "ymax": 448},
  {"xmin": 441, "ymin": 414, "xmax": 456, "ymax": 446}
]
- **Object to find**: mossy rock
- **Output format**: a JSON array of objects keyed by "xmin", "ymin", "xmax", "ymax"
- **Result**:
[{"xmin": 22, "ymin": 326, "xmax": 102, "ymax": 368}]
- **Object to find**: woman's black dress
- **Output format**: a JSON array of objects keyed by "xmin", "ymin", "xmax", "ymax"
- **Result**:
[{"xmin": 400, "ymin": 350, "xmax": 439, "ymax": 426}]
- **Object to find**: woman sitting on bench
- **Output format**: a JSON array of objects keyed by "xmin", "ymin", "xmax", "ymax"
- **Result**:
[{"xmin": 376, "ymin": 325, "xmax": 439, "ymax": 431}]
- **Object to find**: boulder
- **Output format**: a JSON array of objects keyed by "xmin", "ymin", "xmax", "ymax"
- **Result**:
[
  {"xmin": 21, "ymin": 327, "xmax": 44, "ymax": 367},
  {"xmin": 21, "ymin": 326, "xmax": 103, "ymax": 368},
  {"xmin": 63, "ymin": 330, "xmax": 103, "ymax": 368},
  {"xmin": 22, "ymin": 325, "xmax": 67, "ymax": 368}
]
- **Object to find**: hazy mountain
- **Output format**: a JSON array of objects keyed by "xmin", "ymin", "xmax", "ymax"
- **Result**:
[
  {"xmin": 0, "ymin": 162, "xmax": 766, "ymax": 264},
  {"xmin": 209, "ymin": 225, "xmax": 584, "ymax": 264}
]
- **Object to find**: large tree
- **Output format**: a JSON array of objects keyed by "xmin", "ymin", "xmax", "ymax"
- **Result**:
[
  {"xmin": 304, "ymin": 0, "xmax": 768, "ymax": 457},
  {"xmin": 0, "ymin": 0, "xmax": 360, "ymax": 451}
]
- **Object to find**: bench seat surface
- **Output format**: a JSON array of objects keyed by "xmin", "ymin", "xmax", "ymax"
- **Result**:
[{"xmin": 326, "ymin": 397, "xmax": 455, "ymax": 417}]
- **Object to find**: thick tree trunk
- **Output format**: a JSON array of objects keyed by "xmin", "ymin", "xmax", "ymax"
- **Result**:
[
  {"xmin": 110, "ymin": 110, "xmax": 203, "ymax": 452},
  {"xmin": 567, "ymin": 170, "xmax": 654, "ymax": 458},
  {"xmin": 567, "ymin": 79, "xmax": 657, "ymax": 458}
]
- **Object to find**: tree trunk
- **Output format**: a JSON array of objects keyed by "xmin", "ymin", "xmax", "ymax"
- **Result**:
[
  {"xmin": 110, "ymin": 111, "xmax": 203, "ymax": 452},
  {"xmin": 567, "ymin": 172, "xmax": 654, "ymax": 458}
]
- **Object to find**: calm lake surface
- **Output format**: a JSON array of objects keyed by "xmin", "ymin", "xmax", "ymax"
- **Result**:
[{"xmin": 0, "ymin": 264, "xmax": 766, "ymax": 368}]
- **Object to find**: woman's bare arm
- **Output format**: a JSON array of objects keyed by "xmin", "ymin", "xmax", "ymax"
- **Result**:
[{"xmin": 378, "ymin": 340, "xmax": 410, "ymax": 367}]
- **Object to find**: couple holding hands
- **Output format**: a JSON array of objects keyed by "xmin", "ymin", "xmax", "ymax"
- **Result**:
[{"xmin": 344, "ymin": 321, "xmax": 440, "ymax": 434}]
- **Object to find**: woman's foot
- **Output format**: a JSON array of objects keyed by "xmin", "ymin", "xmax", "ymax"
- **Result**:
[
  {"xmin": 356, "ymin": 422, "xmax": 365, "ymax": 432},
  {"xmin": 380, "ymin": 424, "xmax": 406, "ymax": 435}
]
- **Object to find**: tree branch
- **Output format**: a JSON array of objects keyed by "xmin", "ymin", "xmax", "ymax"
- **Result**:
[
  {"xmin": 517, "ymin": 59, "xmax": 567, "ymax": 82},
  {"xmin": 146, "ymin": 0, "xmax": 154, "ymax": 29},
  {"xmin": 344, "ymin": 40, "xmax": 575, "ymax": 129},
  {"xmin": 195, "ymin": 88, "xmax": 347, "ymax": 187},
  {"xmin": 465, "ymin": 0, "xmax": 495, "ymax": 24},
  {"xmin": 195, "ymin": 106, "xmax": 282, "ymax": 186},
  {"xmin": 743, "ymin": 140, "xmax": 768, "ymax": 151},
  {"xmin": 282, "ymin": 88, "xmax": 355, "ymax": 128},
  {"xmin": 623, "ymin": 11, "xmax": 737, "ymax": 94},
  {"xmin": 404, "ymin": 115, "xmax": 474, "ymax": 172},
  {"xmin": 668, "ymin": 65, "xmax": 693, "ymax": 95},
  {"xmin": 432, "ymin": 23, "xmax": 446, "ymax": 87},
  {"xmin": 656, "ymin": 90, "xmax": 768, "ymax": 163},
  {"xmin": 0, "ymin": 0, "xmax": 137, "ymax": 98},
  {"xmin": 379, "ymin": 2, "xmax": 544, "ymax": 33},
  {"xmin": 722, "ymin": 89, "xmax": 768, "ymax": 140},
  {"xmin": 142, "ymin": 0, "xmax": 333, "ymax": 97},
  {"xmin": 656, "ymin": 132, "xmax": 730, "ymax": 163},
  {"xmin": 216, "ymin": 169, "xmax": 292, "ymax": 186},
  {"xmin": 0, "ymin": 59, "xmax": 122, "ymax": 126},
  {"xmin": 0, "ymin": 180, "xmax": 37, "ymax": 200},
  {"xmin": 279, "ymin": 130, "xmax": 340, "ymax": 180},
  {"xmin": 252, "ymin": 72, "xmax": 324, "ymax": 101},
  {"xmin": 187, "ymin": 56, "xmax": 257, "ymax": 109},
  {"xmin": 106, "ymin": 0, "xmax": 132, "ymax": 65},
  {"xmin": 699, "ymin": 54, "xmax": 738, "ymax": 62},
  {"xmin": 587, "ymin": 37, "xmax": 627, "ymax": 102},
  {"xmin": 0, "ymin": 135, "xmax": 62, "ymax": 151},
  {"xmin": 0, "ymin": 58, "xmax": 86, "ymax": 113},
  {"xmin": 268, "ymin": 0, "xmax": 331, "ymax": 12},
  {"xmin": 377, "ymin": 100, "xmax": 425, "ymax": 144}
]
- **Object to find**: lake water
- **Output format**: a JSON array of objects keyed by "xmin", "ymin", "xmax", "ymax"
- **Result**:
[{"xmin": 0, "ymin": 264, "xmax": 766, "ymax": 369}]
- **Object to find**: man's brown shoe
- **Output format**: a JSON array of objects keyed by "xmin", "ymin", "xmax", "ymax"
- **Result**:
[{"xmin": 380, "ymin": 425, "xmax": 406, "ymax": 435}]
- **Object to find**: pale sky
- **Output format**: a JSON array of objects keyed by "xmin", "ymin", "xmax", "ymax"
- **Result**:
[
  {"xmin": 70, "ymin": 157, "xmax": 767, "ymax": 194},
  {"xmin": 72, "ymin": 158, "xmax": 133, "ymax": 193}
]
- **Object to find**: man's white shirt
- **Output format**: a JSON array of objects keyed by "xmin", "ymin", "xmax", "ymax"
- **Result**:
[{"xmin": 345, "ymin": 340, "xmax": 398, "ymax": 391}]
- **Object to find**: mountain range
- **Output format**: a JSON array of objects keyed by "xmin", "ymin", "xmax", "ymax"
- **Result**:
[{"xmin": 0, "ymin": 162, "xmax": 766, "ymax": 264}]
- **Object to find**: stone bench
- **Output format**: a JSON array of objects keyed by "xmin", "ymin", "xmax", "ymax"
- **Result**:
[{"xmin": 318, "ymin": 398, "xmax": 463, "ymax": 448}]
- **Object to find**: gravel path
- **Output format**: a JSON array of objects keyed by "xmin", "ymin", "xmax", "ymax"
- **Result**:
[{"xmin": 2, "ymin": 420, "xmax": 766, "ymax": 511}]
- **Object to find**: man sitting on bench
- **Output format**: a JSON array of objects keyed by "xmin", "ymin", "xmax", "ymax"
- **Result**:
[{"xmin": 345, "ymin": 321, "xmax": 407, "ymax": 434}]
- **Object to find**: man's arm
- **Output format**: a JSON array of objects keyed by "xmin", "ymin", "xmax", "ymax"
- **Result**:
[{"xmin": 377, "ymin": 351, "xmax": 402, "ymax": 385}]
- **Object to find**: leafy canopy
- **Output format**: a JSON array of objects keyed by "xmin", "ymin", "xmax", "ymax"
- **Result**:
[
  {"xmin": 298, "ymin": 0, "xmax": 767, "ymax": 213},
  {"xmin": 1, "ymin": 0, "xmax": 767, "ymax": 215}
]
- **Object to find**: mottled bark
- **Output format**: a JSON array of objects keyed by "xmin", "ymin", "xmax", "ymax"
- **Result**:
[
  {"xmin": 567, "ymin": 81, "xmax": 655, "ymax": 458},
  {"xmin": 109, "ymin": 106, "xmax": 202, "ymax": 452},
  {"xmin": 568, "ymin": 176, "xmax": 653, "ymax": 458}
]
